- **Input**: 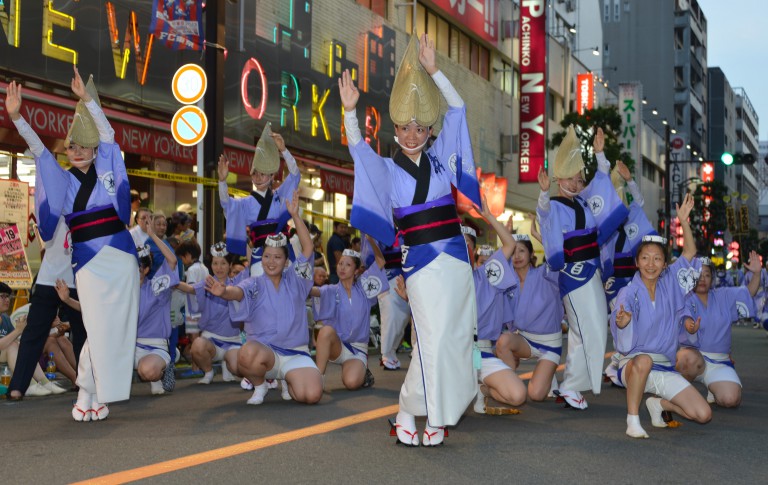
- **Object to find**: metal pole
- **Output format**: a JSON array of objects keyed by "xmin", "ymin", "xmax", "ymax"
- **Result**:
[
  {"xmin": 203, "ymin": 0, "xmax": 226, "ymax": 248},
  {"xmin": 664, "ymin": 124, "xmax": 671, "ymax": 242}
]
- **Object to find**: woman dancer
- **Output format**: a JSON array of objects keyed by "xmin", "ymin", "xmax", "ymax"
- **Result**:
[
  {"xmin": 175, "ymin": 242, "xmax": 245, "ymax": 385},
  {"xmin": 312, "ymin": 238, "xmax": 387, "ymax": 390},
  {"xmin": 467, "ymin": 198, "xmax": 526, "ymax": 414},
  {"xmin": 496, "ymin": 233, "xmax": 563, "ymax": 402},
  {"xmin": 675, "ymin": 253, "xmax": 760, "ymax": 407},
  {"xmin": 340, "ymin": 33, "xmax": 480, "ymax": 446},
  {"xmin": 206, "ymin": 193, "xmax": 322, "ymax": 405},
  {"xmin": 218, "ymin": 124, "xmax": 300, "ymax": 276},
  {"xmin": 537, "ymin": 126, "xmax": 628, "ymax": 409},
  {"xmin": 6, "ymin": 68, "xmax": 138, "ymax": 420},
  {"xmin": 611, "ymin": 194, "xmax": 710, "ymax": 438}
]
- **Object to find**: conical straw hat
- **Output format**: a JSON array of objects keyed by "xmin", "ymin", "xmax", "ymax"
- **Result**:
[
  {"xmin": 553, "ymin": 125, "xmax": 585, "ymax": 179},
  {"xmin": 389, "ymin": 35, "xmax": 440, "ymax": 127},
  {"xmin": 65, "ymin": 75, "xmax": 101, "ymax": 148},
  {"xmin": 251, "ymin": 122, "xmax": 280, "ymax": 175}
]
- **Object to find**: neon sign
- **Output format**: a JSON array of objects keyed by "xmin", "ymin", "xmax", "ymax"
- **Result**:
[
  {"xmin": 105, "ymin": 2, "xmax": 154, "ymax": 85},
  {"xmin": 0, "ymin": 0, "xmax": 20, "ymax": 47},
  {"xmin": 241, "ymin": 58, "xmax": 268, "ymax": 121},
  {"xmin": 43, "ymin": 1, "xmax": 77, "ymax": 64}
]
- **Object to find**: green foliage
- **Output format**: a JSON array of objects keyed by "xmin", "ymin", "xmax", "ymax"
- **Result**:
[{"xmin": 548, "ymin": 106, "xmax": 635, "ymax": 182}]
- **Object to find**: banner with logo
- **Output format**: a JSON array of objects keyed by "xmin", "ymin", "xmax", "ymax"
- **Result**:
[
  {"xmin": 0, "ymin": 223, "xmax": 33, "ymax": 289},
  {"xmin": 518, "ymin": 0, "xmax": 546, "ymax": 183},
  {"xmin": 150, "ymin": 0, "xmax": 205, "ymax": 50},
  {"xmin": 576, "ymin": 74, "xmax": 595, "ymax": 114}
]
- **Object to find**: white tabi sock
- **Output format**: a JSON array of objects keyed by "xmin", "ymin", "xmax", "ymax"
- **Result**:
[{"xmin": 626, "ymin": 414, "xmax": 649, "ymax": 439}]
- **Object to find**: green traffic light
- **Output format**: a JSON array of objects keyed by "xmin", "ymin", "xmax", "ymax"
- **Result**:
[{"xmin": 721, "ymin": 152, "xmax": 734, "ymax": 165}]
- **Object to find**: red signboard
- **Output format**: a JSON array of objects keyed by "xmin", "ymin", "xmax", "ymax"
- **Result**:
[
  {"xmin": 576, "ymin": 73, "xmax": 594, "ymax": 115},
  {"xmin": 431, "ymin": 0, "xmax": 499, "ymax": 44},
  {"xmin": 0, "ymin": 83, "xmax": 252, "ymax": 175},
  {"xmin": 454, "ymin": 168, "xmax": 507, "ymax": 218},
  {"xmin": 320, "ymin": 169, "xmax": 354, "ymax": 198},
  {"xmin": 518, "ymin": 0, "xmax": 546, "ymax": 183}
]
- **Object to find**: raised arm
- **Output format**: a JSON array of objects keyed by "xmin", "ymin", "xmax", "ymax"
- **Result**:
[
  {"xmin": 537, "ymin": 165, "xmax": 551, "ymax": 214},
  {"xmin": 72, "ymin": 67, "xmax": 114, "ymax": 144},
  {"xmin": 205, "ymin": 275, "xmax": 245, "ymax": 301},
  {"xmin": 4, "ymin": 81, "xmax": 46, "ymax": 157},
  {"xmin": 593, "ymin": 127, "xmax": 610, "ymax": 174},
  {"xmin": 272, "ymin": 133, "xmax": 299, "ymax": 176},
  {"xmin": 478, "ymin": 195, "xmax": 515, "ymax": 260},
  {"xmin": 339, "ymin": 69, "xmax": 362, "ymax": 146},
  {"xmin": 287, "ymin": 190, "xmax": 313, "ymax": 259},
  {"xmin": 147, "ymin": 224, "xmax": 177, "ymax": 271},
  {"xmin": 744, "ymin": 250, "xmax": 762, "ymax": 297},
  {"xmin": 366, "ymin": 235, "xmax": 386, "ymax": 269},
  {"xmin": 676, "ymin": 193, "xmax": 696, "ymax": 262},
  {"xmin": 616, "ymin": 160, "xmax": 644, "ymax": 207}
]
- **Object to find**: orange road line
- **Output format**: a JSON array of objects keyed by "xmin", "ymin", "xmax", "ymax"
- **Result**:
[
  {"xmin": 75, "ymin": 351, "xmax": 616, "ymax": 484},
  {"xmin": 73, "ymin": 404, "xmax": 399, "ymax": 485}
]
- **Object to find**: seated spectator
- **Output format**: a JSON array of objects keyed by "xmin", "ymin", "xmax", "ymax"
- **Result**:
[
  {"xmin": 43, "ymin": 314, "xmax": 78, "ymax": 387},
  {"xmin": 1, "ymin": 290, "xmax": 66, "ymax": 397}
]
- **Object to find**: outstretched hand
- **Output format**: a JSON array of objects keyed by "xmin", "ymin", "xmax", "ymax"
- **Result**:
[
  {"xmin": 684, "ymin": 316, "xmax": 701, "ymax": 334},
  {"xmin": 338, "ymin": 69, "xmax": 359, "ymax": 112},
  {"xmin": 205, "ymin": 275, "xmax": 225, "ymax": 297},
  {"xmin": 615, "ymin": 304, "xmax": 632, "ymax": 328},
  {"xmin": 593, "ymin": 127, "xmax": 605, "ymax": 153},
  {"xmin": 615, "ymin": 160, "xmax": 632, "ymax": 181},
  {"xmin": 71, "ymin": 66, "xmax": 91, "ymax": 102},
  {"xmin": 393, "ymin": 275, "xmax": 408, "ymax": 302},
  {"xmin": 537, "ymin": 165, "xmax": 550, "ymax": 192},
  {"xmin": 217, "ymin": 154, "xmax": 229, "ymax": 182},
  {"xmin": 4, "ymin": 81, "xmax": 22, "ymax": 121},
  {"xmin": 675, "ymin": 193, "xmax": 695, "ymax": 223},
  {"xmin": 286, "ymin": 189, "xmax": 300, "ymax": 217},
  {"xmin": 744, "ymin": 250, "xmax": 761, "ymax": 274},
  {"xmin": 271, "ymin": 133, "xmax": 286, "ymax": 152},
  {"xmin": 418, "ymin": 33, "xmax": 437, "ymax": 75}
]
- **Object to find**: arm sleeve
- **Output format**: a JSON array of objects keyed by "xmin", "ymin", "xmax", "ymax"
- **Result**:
[
  {"xmin": 626, "ymin": 180, "xmax": 643, "ymax": 207},
  {"xmin": 12, "ymin": 117, "xmax": 45, "ymax": 158},
  {"xmin": 344, "ymin": 110, "xmax": 362, "ymax": 147},
  {"xmin": 432, "ymin": 70, "xmax": 464, "ymax": 108},
  {"xmin": 595, "ymin": 152, "xmax": 611, "ymax": 174},
  {"xmin": 537, "ymin": 189, "xmax": 551, "ymax": 213},
  {"xmin": 218, "ymin": 181, "xmax": 230, "ymax": 210},
  {"xmin": 282, "ymin": 149, "xmax": 299, "ymax": 176},
  {"xmin": 84, "ymin": 99, "xmax": 115, "ymax": 144}
]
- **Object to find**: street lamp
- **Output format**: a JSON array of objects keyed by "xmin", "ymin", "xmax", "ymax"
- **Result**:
[{"xmin": 575, "ymin": 46, "xmax": 600, "ymax": 56}]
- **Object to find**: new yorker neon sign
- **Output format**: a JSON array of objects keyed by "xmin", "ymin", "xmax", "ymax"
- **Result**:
[{"xmin": 0, "ymin": 0, "xmax": 397, "ymax": 161}]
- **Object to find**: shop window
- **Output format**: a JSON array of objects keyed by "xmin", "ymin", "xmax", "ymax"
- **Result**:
[
  {"xmin": 356, "ymin": 0, "xmax": 387, "ymax": 18},
  {"xmin": 416, "ymin": 4, "xmax": 426, "ymax": 38},
  {"xmin": 478, "ymin": 46, "xmax": 490, "ymax": 80},
  {"xmin": 436, "ymin": 17, "xmax": 450, "ymax": 55},
  {"xmin": 459, "ymin": 32, "xmax": 470, "ymax": 69}
]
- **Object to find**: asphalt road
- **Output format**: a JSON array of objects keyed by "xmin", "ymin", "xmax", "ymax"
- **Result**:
[{"xmin": 4, "ymin": 326, "xmax": 767, "ymax": 484}]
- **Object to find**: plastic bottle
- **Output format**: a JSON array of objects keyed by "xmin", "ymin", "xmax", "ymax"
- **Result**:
[
  {"xmin": 0, "ymin": 364, "xmax": 10, "ymax": 386},
  {"xmin": 45, "ymin": 352, "xmax": 57, "ymax": 380}
]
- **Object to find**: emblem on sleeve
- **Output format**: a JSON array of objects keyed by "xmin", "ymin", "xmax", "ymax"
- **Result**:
[
  {"xmin": 587, "ymin": 195, "xmax": 604, "ymax": 216},
  {"xmin": 735, "ymin": 301, "xmax": 749, "ymax": 319},
  {"xmin": 151, "ymin": 275, "xmax": 171, "ymax": 296},
  {"xmin": 625, "ymin": 223, "xmax": 639, "ymax": 240},
  {"xmin": 484, "ymin": 259, "xmax": 505, "ymax": 286},
  {"xmin": 676, "ymin": 267, "xmax": 697, "ymax": 293},
  {"xmin": 362, "ymin": 276, "xmax": 383, "ymax": 298},
  {"xmin": 100, "ymin": 171, "xmax": 117, "ymax": 195},
  {"xmin": 294, "ymin": 261, "xmax": 312, "ymax": 280}
]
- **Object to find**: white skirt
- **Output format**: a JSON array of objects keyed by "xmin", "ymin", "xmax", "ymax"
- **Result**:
[
  {"xmin": 561, "ymin": 270, "xmax": 608, "ymax": 394},
  {"xmin": 75, "ymin": 246, "xmax": 139, "ymax": 403},
  {"xmin": 399, "ymin": 252, "xmax": 476, "ymax": 427}
]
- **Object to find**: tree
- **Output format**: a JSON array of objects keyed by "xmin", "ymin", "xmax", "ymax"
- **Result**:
[{"xmin": 548, "ymin": 106, "xmax": 635, "ymax": 182}]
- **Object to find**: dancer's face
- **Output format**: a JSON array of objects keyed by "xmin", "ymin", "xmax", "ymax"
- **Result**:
[
  {"xmin": 66, "ymin": 143, "xmax": 95, "ymax": 168},
  {"xmin": 557, "ymin": 174, "xmax": 585, "ymax": 197},
  {"xmin": 511, "ymin": 242, "xmax": 533, "ymax": 270},
  {"xmin": 336, "ymin": 256, "xmax": 359, "ymax": 282},
  {"xmin": 394, "ymin": 122, "xmax": 431, "ymax": 156},
  {"xmin": 262, "ymin": 247, "xmax": 288, "ymax": 277},
  {"xmin": 696, "ymin": 266, "xmax": 713, "ymax": 294},
  {"xmin": 636, "ymin": 244, "xmax": 666, "ymax": 282},
  {"xmin": 211, "ymin": 256, "xmax": 231, "ymax": 281},
  {"xmin": 251, "ymin": 171, "xmax": 274, "ymax": 191}
]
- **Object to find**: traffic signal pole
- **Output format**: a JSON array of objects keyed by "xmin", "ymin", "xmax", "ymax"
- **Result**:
[{"xmin": 663, "ymin": 125, "xmax": 671, "ymax": 242}]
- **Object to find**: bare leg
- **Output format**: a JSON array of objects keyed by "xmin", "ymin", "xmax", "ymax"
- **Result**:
[
  {"xmin": 528, "ymin": 360, "xmax": 558, "ymax": 402},
  {"xmin": 625, "ymin": 355, "xmax": 652, "ymax": 415},
  {"xmin": 236, "ymin": 341, "xmax": 275, "ymax": 386},
  {"xmin": 223, "ymin": 348, "xmax": 241, "ymax": 377},
  {"xmin": 315, "ymin": 326, "xmax": 342, "ymax": 375},
  {"xmin": 675, "ymin": 347, "xmax": 705, "ymax": 382},
  {"xmin": 483, "ymin": 369, "xmax": 527, "ymax": 406},
  {"xmin": 45, "ymin": 337, "xmax": 77, "ymax": 384},
  {"xmin": 284, "ymin": 367, "xmax": 323, "ymax": 403},
  {"xmin": 708, "ymin": 381, "xmax": 741, "ymax": 408},
  {"xmin": 662, "ymin": 386, "xmax": 712, "ymax": 423},
  {"xmin": 190, "ymin": 337, "xmax": 216, "ymax": 373},
  {"xmin": 340, "ymin": 359, "xmax": 366, "ymax": 390}
]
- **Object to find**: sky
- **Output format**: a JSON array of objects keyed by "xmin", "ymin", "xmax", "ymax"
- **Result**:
[{"xmin": 698, "ymin": 0, "xmax": 768, "ymax": 140}]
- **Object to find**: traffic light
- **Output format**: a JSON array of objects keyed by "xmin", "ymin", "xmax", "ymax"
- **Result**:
[{"xmin": 719, "ymin": 152, "xmax": 756, "ymax": 166}]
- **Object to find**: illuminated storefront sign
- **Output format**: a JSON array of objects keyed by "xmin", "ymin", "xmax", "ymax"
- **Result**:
[
  {"xmin": 518, "ymin": 0, "xmax": 546, "ymax": 183},
  {"xmin": 0, "ymin": 0, "xmax": 398, "ymax": 163},
  {"xmin": 576, "ymin": 73, "xmax": 594, "ymax": 115}
]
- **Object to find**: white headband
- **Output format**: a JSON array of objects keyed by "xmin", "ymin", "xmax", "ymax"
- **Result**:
[
  {"xmin": 342, "ymin": 249, "xmax": 361, "ymax": 259},
  {"xmin": 512, "ymin": 234, "xmax": 530, "ymax": 242},
  {"xmin": 477, "ymin": 245, "xmax": 495, "ymax": 256},
  {"xmin": 264, "ymin": 233, "xmax": 288, "ymax": 248},
  {"xmin": 698, "ymin": 257, "xmax": 713, "ymax": 267},
  {"xmin": 641, "ymin": 235, "xmax": 667, "ymax": 245},
  {"xmin": 211, "ymin": 242, "xmax": 229, "ymax": 258}
]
